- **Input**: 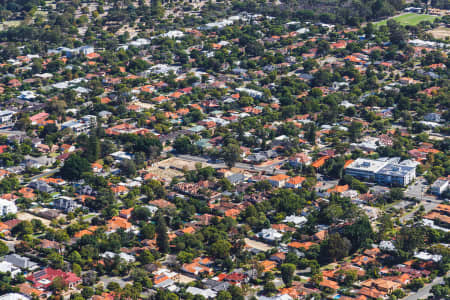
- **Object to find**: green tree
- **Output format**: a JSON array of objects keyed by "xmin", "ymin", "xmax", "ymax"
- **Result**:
[
  {"xmin": 177, "ymin": 251, "xmax": 194, "ymax": 263},
  {"xmin": 173, "ymin": 136, "xmax": 193, "ymax": 154},
  {"xmin": 11, "ymin": 220, "xmax": 33, "ymax": 238},
  {"xmin": 343, "ymin": 216, "xmax": 374, "ymax": 252},
  {"xmin": 216, "ymin": 291, "xmax": 232, "ymax": 300},
  {"xmin": 263, "ymin": 281, "xmax": 277, "ymax": 295},
  {"xmin": 120, "ymin": 159, "xmax": 136, "ymax": 177},
  {"xmin": 140, "ymin": 223, "xmax": 155, "ymax": 239},
  {"xmin": 280, "ymin": 263, "xmax": 296, "ymax": 287},
  {"xmin": 303, "ymin": 123, "xmax": 317, "ymax": 145},
  {"xmin": 138, "ymin": 250, "xmax": 155, "ymax": 264},
  {"xmin": 321, "ymin": 233, "xmax": 352, "ymax": 262},
  {"xmin": 387, "ymin": 20, "xmax": 407, "ymax": 47},
  {"xmin": 50, "ymin": 276, "xmax": 67, "ymax": 292},
  {"xmin": 396, "ymin": 226, "xmax": 424, "ymax": 253},
  {"xmin": 0, "ymin": 240, "xmax": 9, "ymax": 256},
  {"xmin": 221, "ymin": 143, "xmax": 242, "ymax": 168},
  {"xmin": 431, "ymin": 284, "xmax": 449, "ymax": 298},
  {"xmin": 60, "ymin": 154, "xmax": 91, "ymax": 181},
  {"xmin": 389, "ymin": 188, "xmax": 404, "ymax": 201},
  {"xmin": 151, "ymin": 0, "xmax": 164, "ymax": 18},
  {"xmin": 72, "ymin": 263, "xmax": 82, "ymax": 276},
  {"xmin": 407, "ymin": 277, "xmax": 424, "ymax": 291},
  {"xmin": 82, "ymin": 287, "xmax": 94, "ymax": 299},
  {"xmin": 85, "ymin": 134, "xmax": 101, "ymax": 162},
  {"xmin": 156, "ymin": 216, "xmax": 169, "ymax": 253},
  {"xmin": 348, "ymin": 121, "xmax": 363, "ymax": 142},
  {"xmin": 210, "ymin": 240, "xmax": 232, "ymax": 259}
]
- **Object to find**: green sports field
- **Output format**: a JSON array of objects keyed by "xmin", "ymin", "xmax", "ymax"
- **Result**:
[{"xmin": 375, "ymin": 13, "xmax": 439, "ymax": 27}]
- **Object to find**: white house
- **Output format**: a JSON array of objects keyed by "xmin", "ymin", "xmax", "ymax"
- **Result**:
[
  {"xmin": 283, "ymin": 215, "xmax": 307, "ymax": 227},
  {"xmin": 257, "ymin": 228, "xmax": 283, "ymax": 243},
  {"xmin": 268, "ymin": 174, "xmax": 290, "ymax": 188},
  {"xmin": 0, "ymin": 110, "xmax": 15, "ymax": 126},
  {"xmin": 0, "ymin": 261, "xmax": 21, "ymax": 278},
  {"xmin": 101, "ymin": 252, "xmax": 136, "ymax": 263},
  {"xmin": 186, "ymin": 287, "xmax": 217, "ymax": 299},
  {"xmin": 0, "ymin": 199, "xmax": 17, "ymax": 216}
]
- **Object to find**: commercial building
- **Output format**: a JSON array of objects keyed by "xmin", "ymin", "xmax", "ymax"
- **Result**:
[
  {"xmin": 345, "ymin": 158, "xmax": 416, "ymax": 187},
  {"xmin": 345, "ymin": 158, "xmax": 387, "ymax": 181},
  {"xmin": 375, "ymin": 164, "xmax": 416, "ymax": 186}
]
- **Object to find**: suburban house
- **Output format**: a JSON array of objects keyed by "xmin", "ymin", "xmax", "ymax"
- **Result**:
[
  {"xmin": 285, "ymin": 176, "xmax": 306, "ymax": 189},
  {"xmin": 4, "ymin": 254, "xmax": 39, "ymax": 270},
  {"xmin": 268, "ymin": 174, "xmax": 291, "ymax": 188},
  {"xmin": 53, "ymin": 196, "xmax": 78, "ymax": 213},
  {"xmin": 26, "ymin": 268, "xmax": 81, "ymax": 289}
]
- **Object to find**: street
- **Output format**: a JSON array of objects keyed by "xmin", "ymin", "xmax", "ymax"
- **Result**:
[
  {"xmin": 29, "ymin": 168, "xmax": 60, "ymax": 181},
  {"xmin": 403, "ymin": 273, "xmax": 447, "ymax": 300},
  {"xmin": 403, "ymin": 177, "xmax": 441, "ymax": 221}
]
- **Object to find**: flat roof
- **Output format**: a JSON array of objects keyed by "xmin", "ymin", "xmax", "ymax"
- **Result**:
[
  {"xmin": 346, "ymin": 158, "xmax": 387, "ymax": 173},
  {"xmin": 378, "ymin": 163, "xmax": 416, "ymax": 177}
]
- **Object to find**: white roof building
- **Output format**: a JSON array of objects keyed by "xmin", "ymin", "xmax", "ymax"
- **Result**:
[
  {"xmin": 0, "ymin": 199, "xmax": 17, "ymax": 216},
  {"xmin": 101, "ymin": 252, "xmax": 136, "ymax": 263},
  {"xmin": 186, "ymin": 287, "xmax": 217, "ymax": 299},
  {"xmin": 160, "ymin": 30, "xmax": 184, "ymax": 38},
  {"xmin": 414, "ymin": 251, "xmax": 442, "ymax": 262},
  {"xmin": 0, "ymin": 294, "xmax": 30, "ymax": 300},
  {"xmin": 379, "ymin": 241, "xmax": 396, "ymax": 252},
  {"xmin": 283, "ymin": 215, "xmax": 307, "ymax": 227},
  {"xmin": 257, "ymin": 228, "xmax": 283, "ymax": 242},
  {"xmin": 0, "ymin": 261, "xmax": 21, "ymax": 278},
  {"xmin": 258, "ymin": 294, "xmax": 293, "ymax": 300}
]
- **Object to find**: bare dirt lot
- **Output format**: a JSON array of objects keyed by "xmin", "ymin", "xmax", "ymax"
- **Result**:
[
  {"xmin": 174, "ymin": 274, "xmax": 196, "ymax": 284},
  {"xmin": 427, "ymin": 26, "xmax": 450, "ymax": 39},
  {"xmin": 146, "ymin": 157, "xmax": 210, "ymax": 182},
  {"xmin": 244, "ymin": 238, "xmax": 273, "ymax": 252},
  {"xmin": 17, "ymin": 212, "xmax": 51, "ymax": 226}
]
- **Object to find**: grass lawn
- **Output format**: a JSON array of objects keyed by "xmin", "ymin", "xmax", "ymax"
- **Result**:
[{"xmin": 375, "ymin": 13, "xmax": 439, "ymax": 27}]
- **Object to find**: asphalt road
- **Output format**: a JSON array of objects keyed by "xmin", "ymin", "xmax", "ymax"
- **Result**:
[
  {"xmin": 0, "ymin": 129, "xmax": 26, "ymax": 136},
  {"xmin": 403, "ymin": 274, "xmax": 446, "ymax": 300},
  {"xmin": 176, "ymin": 154, "xmax": 287, "ymax": 174},
  {"xmin": 400, "ymin": 177, "xmax": 441, "ymax": 222},
  {"xmin": 29, "ymin": 168, "xmax": 60, "ymax": 181}
]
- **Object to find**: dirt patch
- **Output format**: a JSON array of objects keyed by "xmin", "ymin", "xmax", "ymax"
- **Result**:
[
  {"xmin": 146, "ymin": 157, "xmax": 211, "ymax": 182},
  {"xmin": 427, "ymin": 27, "xmax": 450, "ymax": 39},
  {"xmin": 174, "ymin": 274, "xmax": 196, "ymax": 284},
  {"xmin": 244, "ymin": 238, "xmax": 273, "ymax": 252},
  {"xmin": 17, "ymin": 212, "xmax": 51, "ymax": 226}
]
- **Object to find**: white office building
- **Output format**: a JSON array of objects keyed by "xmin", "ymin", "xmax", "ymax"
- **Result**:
[
  {"xmin": 345, "ymin": 158, "xmax": 387, "ymax": 181},
  {"xmin": 375, "ymin": 164, "xmax": 416, "ymax": 186},
  {"xmin": 345, "ymin": 158, "xmax": 416, "ymax": 187}
]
